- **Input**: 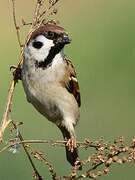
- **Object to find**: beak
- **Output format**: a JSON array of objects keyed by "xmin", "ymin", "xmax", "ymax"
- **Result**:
[
  {"xmin": 62, "ymin": 34, "xmax": 71, "ymax": 44},
  {"xmin": 56, "ymin": 33, "xmax": 71, "ymax": 45}
]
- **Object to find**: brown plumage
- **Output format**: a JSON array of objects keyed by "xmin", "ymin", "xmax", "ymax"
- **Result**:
[
  {"xmin": 30, "ymin": 23, "xmax": 66, "ymax": 40},
  {"xmin": 65, "ymin": 59, "xmax": 81, "ymax": 107}
]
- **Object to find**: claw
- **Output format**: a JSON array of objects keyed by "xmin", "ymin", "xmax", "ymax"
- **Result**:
[
  {"xmin": 10, "ymin": 65, "xmax": 17, "ymax": 71},
  {"xmin": 66, "ymin": 138, "xmax": 77, "ymax": 152},
  {"xmin": 10, "ymin": 65, "xmax": 22, "ymax": 81}
]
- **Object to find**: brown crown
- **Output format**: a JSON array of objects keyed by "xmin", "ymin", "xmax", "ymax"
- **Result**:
[{"xmin": 30, "ymin": 23, "xmax": 66, "ymax": 40}]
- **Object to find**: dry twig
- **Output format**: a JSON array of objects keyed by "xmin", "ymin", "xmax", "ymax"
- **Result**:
[{"xmin": 1, "ymin": 137, "xmax": 135, "ymax": 179}]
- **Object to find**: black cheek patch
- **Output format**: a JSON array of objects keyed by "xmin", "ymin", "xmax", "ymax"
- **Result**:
[
  {"xmin": 35, "ymin": 43, "xmax": 64, "ymax": 70},
  {"xmin": 32, "ymin": 41, "xmax": 43, "ymax": 49}
]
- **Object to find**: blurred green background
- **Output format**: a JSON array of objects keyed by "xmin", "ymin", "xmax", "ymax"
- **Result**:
[{"xmin": 1, "ymin": 0, "xmax": 135, "ymax": 179}]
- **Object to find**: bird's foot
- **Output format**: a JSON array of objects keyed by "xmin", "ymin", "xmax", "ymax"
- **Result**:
[
  {"xmin": 66, "ymin": 137, "xmax": 77, "ymax": 152},
  {"xmin": 10, "ymin": 65, "xmax": 22, "ymax": 81}
]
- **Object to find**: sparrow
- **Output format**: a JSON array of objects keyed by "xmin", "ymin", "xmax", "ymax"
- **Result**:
[{"xmin": 21, "ymin": 23, "xmax": 81, "ymax": 168}]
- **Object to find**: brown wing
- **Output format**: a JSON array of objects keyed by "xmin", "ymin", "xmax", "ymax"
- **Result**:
[{"xmin": 64, "ymin": 59, "xmax": 81, "ymax": 107}]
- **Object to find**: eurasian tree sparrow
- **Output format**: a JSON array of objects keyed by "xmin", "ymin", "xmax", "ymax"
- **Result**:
[{"xmin": 21, "ymin": 23, "xmax": 81, "ymax": 168}]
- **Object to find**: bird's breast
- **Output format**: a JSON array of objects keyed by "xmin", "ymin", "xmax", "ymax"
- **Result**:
[{"xmin": 21, "ymin": 59, "xmax": 79, "ymax": 125}]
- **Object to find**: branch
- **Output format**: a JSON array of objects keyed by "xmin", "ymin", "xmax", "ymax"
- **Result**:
[
  {"xmin": 38, "ymin": 0, "xmax": 60, "ymax": 22},
  {"xmin": 1, "ymin": 137, "xmax": 135, "ymax": 179},
  {"xmin": 0, "ymin": 139, "xmax": 100, "ymax": 154},
  {"xmin": 0, "ymin": 81, "xmax": 15, "ymax": 142},
  {"xmin": 33, "ymin": 0, "xmax": 43, "ymax": 27},
  {"xmin": 12, "ymin": 0, "xmax": 23, "ymax": 47},
  {"xmin": 11, "ymin": 122, "xmax": 43, "ymax": 180},
  {"xmin": 28, "ymin": 146, "xmax": 58, "ymax": 180}
]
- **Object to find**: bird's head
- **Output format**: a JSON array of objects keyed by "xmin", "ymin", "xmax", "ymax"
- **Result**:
[{"xmin": 25, "ymin": 23, "xmax": 71, "ymax": 68}]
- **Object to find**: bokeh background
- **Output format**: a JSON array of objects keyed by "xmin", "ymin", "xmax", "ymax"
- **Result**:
[{"xmin": 0, "ymin": 0, "xmax": 135, "ymax": 179}]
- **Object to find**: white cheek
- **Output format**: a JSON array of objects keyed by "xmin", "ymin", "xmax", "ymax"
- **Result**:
[
  {"xmin": 36, "ymin": 35, "xmax": 54, "ymax": 48},
  {"xmin": 26, "ymin": 35, "xmax": 54, "ymax": 62}
]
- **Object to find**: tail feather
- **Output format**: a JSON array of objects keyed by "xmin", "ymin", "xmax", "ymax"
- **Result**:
[{"xmin": 65, "ymin": 146, "xmax": 79, "ymax": 166}]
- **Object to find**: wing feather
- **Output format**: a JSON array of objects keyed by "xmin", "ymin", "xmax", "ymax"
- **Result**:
[{"xmin": 64, "ymin": 59, "xmax": 81, "ymax": 107}]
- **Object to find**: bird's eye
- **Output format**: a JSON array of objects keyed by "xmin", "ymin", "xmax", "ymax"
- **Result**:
[
  {"xmin": 32, "ymin": 41, "xmax": 43, "ymax": 49},
  {"xmin": 46, "ymin": 31, "xmax": 55, "ymax": 39}
]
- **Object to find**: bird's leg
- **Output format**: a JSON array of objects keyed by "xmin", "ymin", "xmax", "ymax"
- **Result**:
[{"xmin": 66, "ymin": 137, "xmax": 77, "ymax": 152}]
